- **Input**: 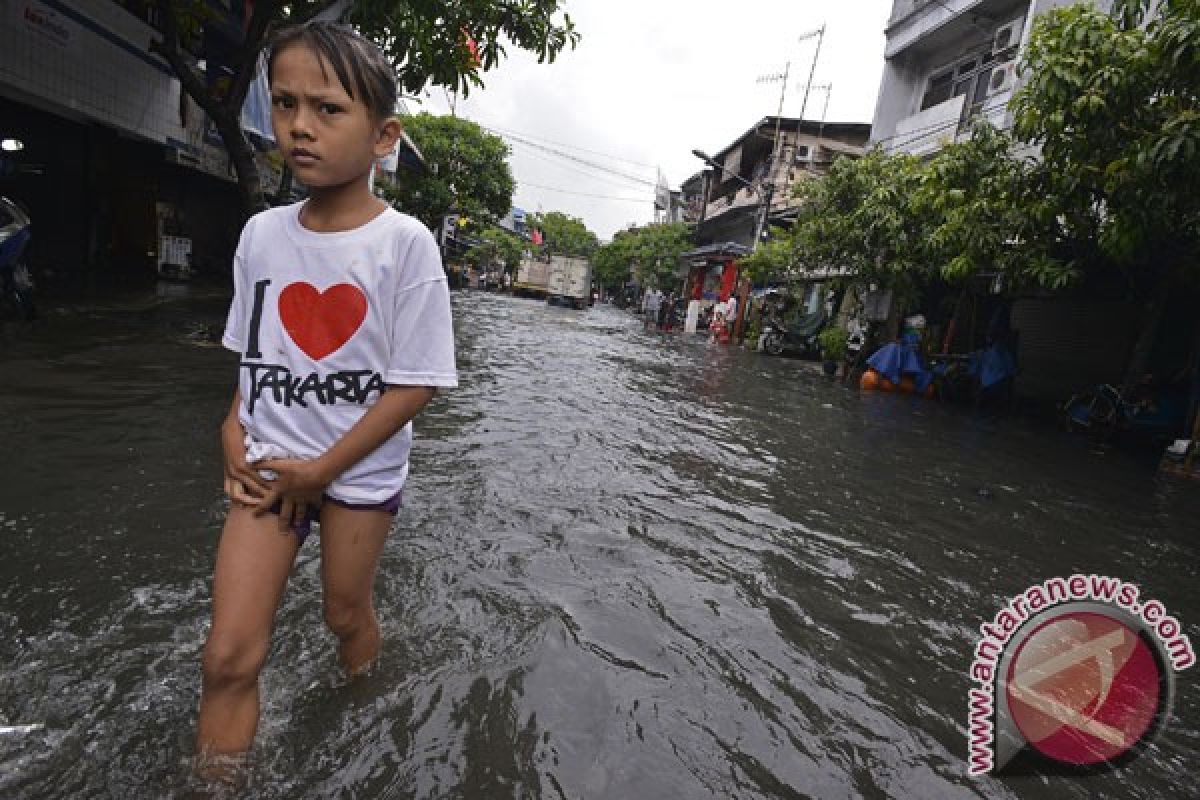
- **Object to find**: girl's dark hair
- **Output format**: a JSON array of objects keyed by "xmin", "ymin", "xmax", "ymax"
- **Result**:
[{"xmin": 267, "ymin": 20, "xmax": 397, "ymax": 121}]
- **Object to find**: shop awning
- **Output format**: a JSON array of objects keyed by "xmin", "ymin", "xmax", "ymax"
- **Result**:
[{"xmin": 680, "ymin": 242, "xmax": 751, "ymax": 261}]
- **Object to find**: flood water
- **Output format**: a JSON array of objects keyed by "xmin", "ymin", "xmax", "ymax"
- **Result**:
[{"xmin": 1, "ymin": 289, "xmax": 1197, "ymax": 799}]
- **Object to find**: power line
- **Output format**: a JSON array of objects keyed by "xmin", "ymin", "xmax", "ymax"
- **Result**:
[
  {"xmin": 491, "ymin": 129, "xmax": 659, "ymax": 188},
  {"xmin": 507, "ymin": 139, "xmax": 656, "ymax": 192},
  {"xmin": 479, "ymin": 122, "xmax": 658, "ymax": 170},
  {"xmin": 516, "ymin": 180, "xmax": 650, "ymax": 203}
]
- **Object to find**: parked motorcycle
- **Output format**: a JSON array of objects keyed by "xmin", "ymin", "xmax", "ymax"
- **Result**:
[
  {"xmin": 0, "ymin": 194, "xmax": 35, "ymax": 321},
  {"xmin": 762, "ymin": 310, "xmax": 826, "ymax": 357}
]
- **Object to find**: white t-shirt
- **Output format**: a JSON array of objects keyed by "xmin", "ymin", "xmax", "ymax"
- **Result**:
[{"xmin": 222, "ymin": 202, "xmax": 457, "ymax": 504}]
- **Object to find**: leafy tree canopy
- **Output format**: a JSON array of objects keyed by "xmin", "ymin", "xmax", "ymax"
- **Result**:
[
  {"xmin": 464, "ymin": 223, "xmax": 526, "ymax": 272},
  {"xmin": 529, "ymin": 211, "xmax": 599, "ymax": 258},
  {"xmin": 152, "ymin": 0, "xmax": 578, "ymax": 215},
  {"xmin": 381, "ymin": 112, "xmax": 514, "ymax": 230},
  {"xmin": 592, "ymin": 222, "xmax": 691, "ymax": 290},
  {"xmin": 755, "ymin": 150, "xmax": 933, "ymax": 305},
  {"xmin": 1012, "ymin": 0, "xmax": 1200, "ymax": 384},
  {"xmin": 1012, "ymin": 0, "xmax": 1200, "ymax": 287}
]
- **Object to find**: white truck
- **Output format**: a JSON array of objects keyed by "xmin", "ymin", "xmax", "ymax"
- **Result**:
[
  {"xmin": 545, "ymin": 255, "xmax": 592, "ymax": 310},
  {"xmin": 513, "ymin": 257, "xmax": 550, "ymax": 298}
]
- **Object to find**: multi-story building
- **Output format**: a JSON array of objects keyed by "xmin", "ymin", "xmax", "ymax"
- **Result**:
[
  {"xmin": 868, "ymin": 0, "xmax": 1157, "ymax": 402},
  {"xmin": 680, "ymin": 116, "xmax": 869, "ymax": 312},
  {"xmin": 0, "ymin": 0, "xmax": 419, "ymax": 283},
  {"xmin": 0, "ymin": 0, "xmax": 263, "ymax": 278},
  {"xmin": 871, "ymin": 0, "xmax": 1111, "ymax": 156},
  {"xmin": 693, "ymin": 116, "xmax": 871, "ymax": 248}
]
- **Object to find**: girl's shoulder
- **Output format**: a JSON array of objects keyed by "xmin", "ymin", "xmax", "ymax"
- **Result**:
[
  {"xmin": 238, "ymin": 202, "xmax": 302, "ymax": 247},
  {"xmin": 374, "ymin": 208, "xmax": 437, "ymax": 246}
]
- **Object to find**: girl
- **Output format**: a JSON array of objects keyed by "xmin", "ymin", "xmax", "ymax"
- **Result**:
[{"xmin": 199, "ymin": 20, "xmax": 457, "ymax": 767}]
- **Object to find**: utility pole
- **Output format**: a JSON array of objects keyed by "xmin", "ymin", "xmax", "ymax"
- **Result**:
[
  {"xmin": 811, "ymin": 83, "xmax": 832, "ymax": 170},
  {"xmin": 754, "ymin": 60, "xmax": 791, "ymax": 248}
]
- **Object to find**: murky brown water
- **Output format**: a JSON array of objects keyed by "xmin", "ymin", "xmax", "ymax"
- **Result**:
[{"xmin": 1, "ymin": 289, "xmax": 1197, "ymax": 798}]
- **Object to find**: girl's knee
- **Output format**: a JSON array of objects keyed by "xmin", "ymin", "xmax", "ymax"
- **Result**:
[{"xmin": 202, "ymin": 631, "xmax": 269, "ymax": 689}]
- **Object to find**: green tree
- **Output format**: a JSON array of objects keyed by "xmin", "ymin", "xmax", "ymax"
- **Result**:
[
  {"xmin": 592, "ymin": 229, "xmax": 637, "ymax": 289},
  {"xmin": 381, "ymin": 113, "xmax": 515, "ymax": 230},
  {"xmin": 529, "ymin": 211, "xmax": 599, "ymax": 257},
  {"xmin": 591, "ymin": 222, "xmax": 691, "ymax": 290},
  {"xmin": 151, "ymin": 0, "xmax": 578, "ymax": 216},
  {"xmin": 916, "ymin": 124, "xmax": 1063, "ymax": 288},
  {"xmin": 464, "ymin": 224, "xmax": 525, "ymax": 273},
  {"xmin": 748, "ymin": 129, "xmax": 1062, "ymax": 296},
  {"xmin": 1011, "ymin": 0, "xmax": 1200, "ymax": 384},
  {"xmin": 737, "ymin": 230, "xmax": 795, "ymax": 286},
  {"xmin": 786, "ymin": 150, "xmax": 935, "ymax": 307}
]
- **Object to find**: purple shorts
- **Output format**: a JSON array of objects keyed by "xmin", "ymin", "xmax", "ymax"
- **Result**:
[{"xmin": 268, "ymin": 491, "xmax": 403, "ymax": 546}]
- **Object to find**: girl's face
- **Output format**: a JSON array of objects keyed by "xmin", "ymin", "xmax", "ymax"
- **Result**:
[{"xmin": 269, "ymin": 43, "xmax": 396, "ymax": 191}]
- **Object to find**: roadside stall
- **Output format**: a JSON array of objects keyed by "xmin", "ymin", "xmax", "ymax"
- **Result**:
[{"xmin": 678, "ymin": 242, "xmax": 750, "ymax": 336}]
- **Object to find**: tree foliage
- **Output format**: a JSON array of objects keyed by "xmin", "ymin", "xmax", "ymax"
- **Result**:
[
  {"xmin": 151, "ymin": 0, "xmax": 578, "ymax": 215},
  {"xmin": 380, "ymin": 113, "xmax": 514, "ymax": 230},
  {"xmin": 464, "ymin": 224, "xmax": 525, "ymax": 272},
  {"xmin": 916, "ymin": 125, "xmax": 1059, "ymax": 288},
  {"xmin": 592, "ymin": 223, "xmax": 691, "ymax": 290},
  {"xmin": 1012, "ymin": 0, "xmax": 1200, "ymax": 383},
  {"xmin": 1012, "ymin": 0, "xmax": 1200, "ymax": 285},
  {"xmin": 351, "ymin": 0, "xmax": 578, "ymax": 96},
  {"xmin": 529, "ymin": 211, "xmax": 599, "ymax": 258},
  {"xmin": 744, "ymin": 0, "xmax": 1200, "ymax": 385},
  {"xmin": 745, "ymin": 150, "xmax": 935, "ymax": 304}
]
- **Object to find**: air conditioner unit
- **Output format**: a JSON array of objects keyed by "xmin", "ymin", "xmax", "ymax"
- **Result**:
[
  {"xmin": 992, "ymin": 15, "xmax": 1026, "ymax": 54},
  {"xmin": 988, "ymin": 61, "xmax": 1017, "ymax": 95}
]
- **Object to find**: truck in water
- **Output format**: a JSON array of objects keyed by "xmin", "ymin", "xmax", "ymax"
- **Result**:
[
  {"xmin": 514, "ymin": 255, "xmax": 592, "ymax": 310},
  {"xmin": 545, "ymin": 255, "xmax": 592, "ymax": 309},
  {"xmin": 513, "ymin": 257, "xmax": 550, "ymax": 298}
]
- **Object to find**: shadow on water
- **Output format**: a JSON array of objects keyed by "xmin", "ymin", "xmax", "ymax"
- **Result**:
[{"xmin": 0, "ymin": 290, "xmax": 1197, "ymax": 798}]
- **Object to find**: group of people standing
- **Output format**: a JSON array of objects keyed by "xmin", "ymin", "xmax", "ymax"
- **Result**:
[{"xmin": 640, "ymin": 288, "xmax": 678, "ymax": 332}]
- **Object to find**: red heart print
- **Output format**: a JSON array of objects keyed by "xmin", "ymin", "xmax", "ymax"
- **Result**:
[{"xmin": 277, "ymin": 282, "xmax": 368, "ymax": 361}]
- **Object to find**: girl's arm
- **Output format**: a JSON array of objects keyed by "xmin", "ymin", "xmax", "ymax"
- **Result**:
[{"xmin": 254, "ymin": 385, "xmax": 436, "ymax": 527}]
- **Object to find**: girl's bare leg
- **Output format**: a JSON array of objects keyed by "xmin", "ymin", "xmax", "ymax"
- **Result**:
[
  {"xmin": 196, "ymin": 506, "xmax": 299, "ymax": 764},
  {"xmin": 318, "ymin": 504, "xmax": 391, "ymax": 675}
]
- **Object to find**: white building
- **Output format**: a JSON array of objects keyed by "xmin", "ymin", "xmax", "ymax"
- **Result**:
[
  {"xmin": 870, "ymin": 0, "xmax": 1111, "ymax": 156},
  {"xmin": 0, "ymin": 0, "xmax": 264, "ymax": 276}
]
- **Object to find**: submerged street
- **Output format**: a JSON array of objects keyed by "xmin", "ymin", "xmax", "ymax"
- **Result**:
[{"xmin": 1, "ymin": 291, "xmax": 1197, "ymax": 799}]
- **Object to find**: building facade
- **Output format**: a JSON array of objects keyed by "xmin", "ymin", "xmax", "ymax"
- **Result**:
[
  {"xmin": 0, "ymin": 0, "xmax": 273, "ymax": 279},
  {"xmin": 870, "ymin": 0, "xmax": 1111, "ymax": 156},
  {"xmin": 867, "ymin": 0, "xmax": 1175, "ymax": 405},
  {"xmin": 693, "ymin": 117, "xmax": 871, "ymax": 249}
]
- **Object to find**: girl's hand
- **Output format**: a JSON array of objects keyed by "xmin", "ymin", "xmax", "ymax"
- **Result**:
[
  {"xmin": 254, "ymin": 458, "xmax": 331, "ymax": 531},
  {"xmin": 221, "ymin": 417, "xmax": 269, "ymax": 507}
]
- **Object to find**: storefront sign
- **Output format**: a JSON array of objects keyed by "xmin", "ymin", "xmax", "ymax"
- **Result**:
[{"xmin": 19, "ymin": 1, "xmax": 72, "ymax": 48}]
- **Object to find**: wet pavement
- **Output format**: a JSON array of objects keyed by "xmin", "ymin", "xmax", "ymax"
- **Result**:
[{"xmin": 0, "ymin": 289, "xmax": 1197, "ymax": 798}]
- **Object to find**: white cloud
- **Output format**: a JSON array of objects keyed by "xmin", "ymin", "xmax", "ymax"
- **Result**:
[{"xmin": 415, "ymin": 0, "xmax": 894, "ymax": 240}]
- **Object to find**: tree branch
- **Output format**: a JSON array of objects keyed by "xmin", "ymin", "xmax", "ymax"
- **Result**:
[
  {"xmin": 150, "ymin": 0, "xmax": 221, "ymax": 123},
  {"xmin": 225, "ymin": 0, "xmax": 285, "ymax": 116}
]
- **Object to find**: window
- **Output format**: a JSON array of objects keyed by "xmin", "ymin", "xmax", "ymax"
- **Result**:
[
  {"xmin": 794, "ymin": 145, "xmax": 810, "ymax": 162},
  {"xmin": 920, "ymin": 70, "xmax": 953, "ymax": 110}
]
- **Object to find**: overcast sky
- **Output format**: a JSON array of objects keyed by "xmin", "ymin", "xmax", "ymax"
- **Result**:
[{"xmin": 413, "ymin": 1, "xmax": 895, "ymax": 241}]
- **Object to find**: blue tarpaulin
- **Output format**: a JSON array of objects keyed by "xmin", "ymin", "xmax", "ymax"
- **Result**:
[
  {"xmin": 968, "ymin": 344, "xmax": 1018, "ymax": 390},
  {"xmin": 867, "ymin": 336, "xmax": 934, "ymax": 392}
]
